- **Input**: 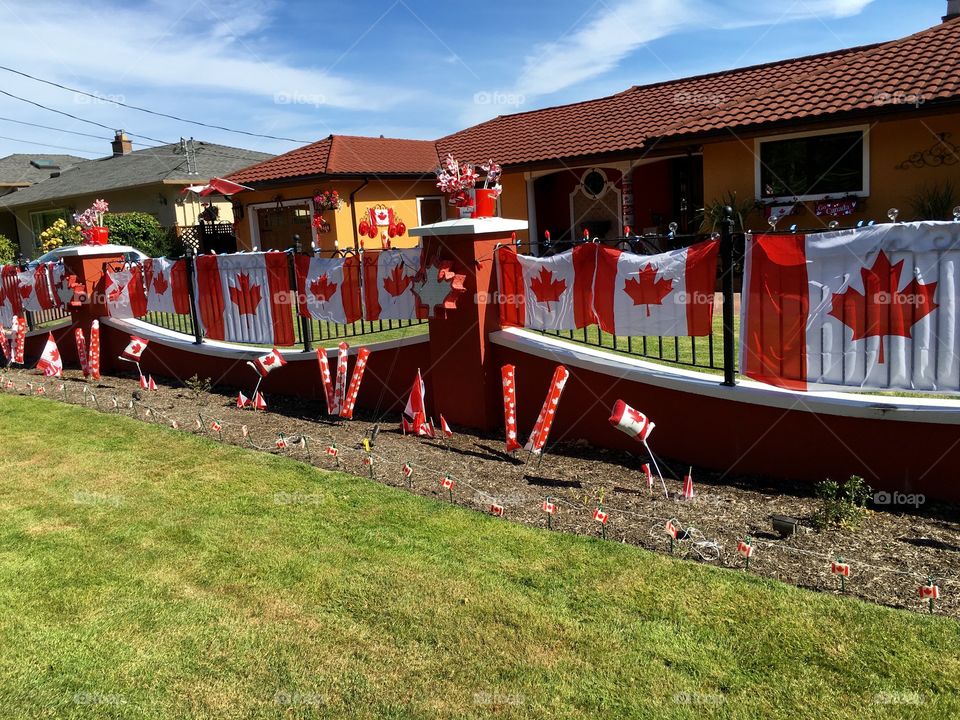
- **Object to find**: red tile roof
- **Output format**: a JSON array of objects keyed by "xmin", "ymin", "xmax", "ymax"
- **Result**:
[
  {"xmin": 439, "ymin": 18, "xmax": 960, "ymax": 165},
  {"xmin": 228, "ymin": 135, "xmax": 439, "ymax": 184}
]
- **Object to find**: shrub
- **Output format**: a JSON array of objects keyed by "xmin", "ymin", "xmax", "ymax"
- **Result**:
[
  {"xmin": 0, "ymin": 234, "xmax": 15, "ymax": 264},
  {"xmin": 908, "ymin": 181, "xmax": 959, "ymax": 221},
  {"xmin": 38, "ymin": 218, "xmax": 83, "ymax": 253},
  {"xmin": 699, "ymin": 190, "xmax": 755, "ymax": 232},
  {"xmin": 813, "ymin": 475, "xmax": 873, "ymax": 530},
  {"xmin": 103, "ymin": 212, "xmax": 171, "ymax": 257}
]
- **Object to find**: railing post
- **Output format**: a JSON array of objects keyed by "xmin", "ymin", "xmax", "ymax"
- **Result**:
[
  {"xmin": 183, "ymin": 249, "xmax": 204, "ymax": 345},
  {"xmin": 720, "ymin": 206, "xmax": 737, "ymax": 387}
]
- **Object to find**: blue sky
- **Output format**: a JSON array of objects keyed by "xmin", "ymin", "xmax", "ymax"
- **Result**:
[{"xmin": 0, "ymin": 0, "xmax": 945, "ymax": 160}]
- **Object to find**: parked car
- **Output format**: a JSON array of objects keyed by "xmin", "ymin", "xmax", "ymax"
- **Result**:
[{"xmin": 27, "ymin": 244, "xmax": 149, "ymax": 269}]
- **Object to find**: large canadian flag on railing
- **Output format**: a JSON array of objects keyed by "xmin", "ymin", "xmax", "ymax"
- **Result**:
[
  {"xmin": 496, "ymin": 245, "xmax": 597, "ymax": 330},
  {"xmin": 593, "ymin": 241, "xmax": 719, "ymax": 336},
  {"xmin": 104, "ymin": 266, "xmax": 148, "ymax": 319},
  {"xmin": 17, "ymin": 263, "xmax": 65, "ymax": 312},
  {"xmin": 362, "ymin": 249, "xmax": 422, "ymax": 321},
  {"xmin": 143, "ymin": 258, "xmax": 190, "ymax": 315},
  {"xmin": 742, "ymin": 223, "xmax": 960, "ymax": 392},
  {"xmin": 0, "ymin": 265, "xmax": 22, "ymax": 325},
  {"xmin": 295, "ymin": 254, "xmax": 362, "ymax": 324},
  {"xmin": 194, "ymin": 252, "xmax": 294, "ymax": 346}
]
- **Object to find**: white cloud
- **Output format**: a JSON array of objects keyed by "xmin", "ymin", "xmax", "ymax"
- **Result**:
[{"xmin": 510, "ymin": 0, "xmax": 878, "ymax": 99}]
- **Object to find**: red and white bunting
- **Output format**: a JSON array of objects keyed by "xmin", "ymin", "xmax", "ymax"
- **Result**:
[
  {"xmin": 237, "ymin": 392, "xmax": 251, "ymax": 409},
  {"xmin": 490, "ymin": 504, "xmax": 504, "ymax": 517},
  {"xmin": 194, "ymin": 252, "xmax": 294, "ymax": 346},
  {"xmin": 665, "ymin": 520, "xmax": 678, "ymax": 539},
  {"xmin": 333, "ymin": 342, "xmax": 349, "ymax": 415},
  {"xmin": 401, "ymin": 462, "xmax": 413, "ymax": 478},
  {"xmin": 316, "ymin": 349, "xmax": 336, "ymax": 415},
  {"xmin": 88, "ymin": 321, "xmax": 100, "ymax": 379},
  {"xmin": 542, "ymin": 500, "xmax": 556, "ymax": 515},
  {"xmin": 593, "ymin": 508, "xmax": 609, "ymax": 525},
  {"xmin": 36, "ymin": 333, "xmax": 62, "ymax": 377},
  {"xmin": 250, "ymin": 348, "xmax": 286, "ymax": 378},
  {"xmin": 74, "ymin": 328, "xmax": 89, "ymax": 377},
  {"xmin": 608, "ymin": 399, "xmax": 655, "ymax": 442},
  {"xmin": 682, "ymin": 471, "xmax": 695, "ymax": 500},
  {"xmin": 362, "ymin": 248, "xmax": 422, "ymax": 321},
  {"xmin": 253, "ymin": 392, "xmax": 267, "ymax": 411},
  {"xmin": 440, "ymin": 415, "xmax": 453, "ymax": 438},
  {"xmin": 919, "ymin": 584, "xmax": 941, "ymax": 600},
  {"xmin": 737, "ymin": 540, "xmax": 754, "ymax": 558},
  {"xmin": 441, "ymin": 476, "xmax": 455, "ymax": 490},
  {"xmin": 295, "ymin": 254, "xmax": 362, "ymax": 323},
  {"xmin": 524, "ymin": 365, "xmax": 569, "ymax": 454},
  {"xmin": 339, "ymin": 347, "xmax": 371, "ymax": 420},
  {"xmin": 831, "ymin": 562, "xmax": 851, "ymax": 577},
  {"xmin": 122, "ymin": 336, "xmax": 148, "ymax": 362},
  {"xmin": 104, "ymin": 266, "xmax": 148, "ymax": 319},
  {"xmin": 143, "ymin": 257, "xmax": 190, "ymax": 315},
  {"xmin": 501, "ymin": 365, "xmax": 520, "ymax": 453},
  {"xmin": 12, "ymin": 316, "xmax": 25, "ymax": 364}
]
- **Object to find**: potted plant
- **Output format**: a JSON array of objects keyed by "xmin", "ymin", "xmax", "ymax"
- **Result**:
[
  {"xmin": 312, "ymin": 189, "xmax": 342, "ymax": 234},
  {"xmin": 436, "ymin": 155, "xmax": 502, "ymax": 218},
  {"xmin": 74, "ymin": 199, "xmax": 110, "ymax": 245}
]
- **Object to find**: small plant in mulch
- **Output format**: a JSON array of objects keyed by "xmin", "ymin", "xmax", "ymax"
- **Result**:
[
  {"xmin": 184, "ymin": 375, "xmax": 212, "ymax": 402},
  {"xmin": 813, "ymin": 475, "xmax": 873, "ymax": 530}
]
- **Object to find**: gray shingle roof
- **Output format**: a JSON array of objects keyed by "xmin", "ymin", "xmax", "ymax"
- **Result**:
[
  {"xmin": 0, "ymin": 142, "xmax": 272, "ymax": 209},
  {"xmin": 0, "ymin": 154, "xmax": 85, "ymax": 187}
]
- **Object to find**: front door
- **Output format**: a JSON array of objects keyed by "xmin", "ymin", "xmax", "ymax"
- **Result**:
[{"xmin": 257, "ymin": 205, "xmax": 312, "ymax": 251}]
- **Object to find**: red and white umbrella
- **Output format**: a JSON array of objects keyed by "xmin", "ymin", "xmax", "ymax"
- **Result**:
[{"xmin": 182, "ymin": 177, "xmax": 252, "ymax": 197}]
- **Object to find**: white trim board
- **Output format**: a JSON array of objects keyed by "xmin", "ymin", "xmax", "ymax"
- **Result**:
[{"xmin": 489, "ymin": 327, "xmax": 960, "ymax": 425}]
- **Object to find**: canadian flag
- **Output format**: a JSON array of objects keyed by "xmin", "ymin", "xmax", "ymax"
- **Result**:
[
  {"xmin": 401, "ymin": 462, "xmax": 413, "ymax": 477},
  {"xmin": 253, "ymin": 392, "xmax": 267, "ymax": 411},
  {"xmin": 831, "ymin": 562, "xmax": 851, "ymax": 577},
  {"xmin": 593, "ymin": 508, "xmax": 609, "ymax": 524},
  {"xmin": 104, "ymin": 266, "xmax": 148, "ymax": 319},
  {"xmin": 737, "ymin": 540, "xmax": 754, "ymax": 558},
  {"xmin": 542, "ymin": 500, "xmax": 556, "ymax": 515},
  {"xmin": 742, "ymin": 223, "xmax": 960, "ymax": 392},
  {"xmin": 17, "ymin": 263, "xmax": 63, "ymax": 311},
  {"xmin": 403, "ymin": 369, "xmax": 427, "ymax": 434},
  {"xmin": 143, "ymin": 258, "xmax": 190, "ymax": 315},
  {"xmin": 194, "ymin": 252, "xmax": 294, "ymax": 346},
  {"xmin": 682, "ymin": 471, "xmax": 695, "ymax": 499},
  {"xmin": 593, "ymin": 240, "xmax": 719, "ymax": 337},
  {"xmin": 36, "ymin": 333, "xmax": 62, "ymax": 377},
  {"xmin": 362, "ymin": 249, "xmax": 421, "ymax": 321},
  {"xmin": 237, "ymin": 391, "xmax": 251, "ymax": 409},
  {"xmin": 0, "ymin": 265, "xmax": 23, "ymax": 325},
  {"xmin": 122, "ymin": 336, "xmax": 148, "ymax": 362},
  {"xmin": 919, "ymin": 584, "xmax": 940, "ymax": 600},
  {"xmin": 608, "ymin": 400, "xmax": 655, "ymax": 442},
  {"xmin": 250, "ymin": 348, "xmax": 285, "ymax": 377},
  {"xmin": 496, "ymin": 245, "xmax": 597, "ymax": 330},
  {"xmin": 440, "ymin": 415, "xmax": 453, "ymax": 438},
  {"xmin": 295, "ymin": 254, "xmax": 362, "ymax": 324},
  {"xmin": 490, "ymin": 503, "xmax": 505, "ymax": 517},
  {"xmin": 369, "ymin": 206, "xmax": 395, "ymax": 228}
]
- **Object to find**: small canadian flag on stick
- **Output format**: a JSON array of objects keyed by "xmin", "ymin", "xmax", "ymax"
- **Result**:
[
  {"xmin": 210, "ymin": 421, "xmax": 222, "ymax": 433},
  {"xmin": 489, "ymin": 503, "xmax": 504, "ymax": 517},
  {"xmin": 401, "ymin": 462, "xmax": 413, "ymax": 478},
  {"xmin": 542, "ymin": 499, "xmax": 556, "ymax": 515},
  {"xmin": 682, "ymin": 468, "xmax": 695, "ymax": 499},
  {"xmin": 441, "ymin": 476, "xmax": 455, "ymax": 490},
  {"xmin": 326, "ymin": 446, "xmax": 339, "ymax": 458},
  {"xmin": 831, "ymin": 561, "xmax": 851, "ymax": 577},
  {"xmin": 919, "ymin": 581, "xmax": 941, "ymax": 614},
  {"xmin": 593, "ymin": 508, "xmax": 608, "ymax": 524}
]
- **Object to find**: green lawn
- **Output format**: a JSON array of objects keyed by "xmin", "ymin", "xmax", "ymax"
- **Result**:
[{"xmin": 0, "ymin": 394, "xmax": 958, "ymax": 719}]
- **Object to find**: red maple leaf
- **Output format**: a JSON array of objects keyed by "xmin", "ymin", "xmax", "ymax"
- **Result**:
[
  {"xmin": 623, "ymin": 265, "xmax": 673, "ymax": 316},
  {"xmin": 383, "ymin": 264, "xmax": 412, "ymax": 298},
  {"xmin": 310, "ymin": 273, "xmax": 337, "ymax": 303},
  {"xmin": 153, "ymin": 271, "xmax": 169, "ymax": 296},
  {"xmin": 529, "ymin": 267, "xmax": 566, "ymax": 309},
  {"xmin": 49, "ymin": 348, "xmax": 60, "ymax": 362},
  {"xmin": 828, "ymin": 250, "xmax": 938, "ymax": 363},
  {"xmin": 627, "ymin": 408, "xmax": 645, "ymax": 424},
  {"xmin": 263, "ymin": 355, "xmax": 275, "ymax": 366},
  {"xmin": 19, "ymin": 283, "xmax": 32, "ymax": 300},
  {"xmin": 229, "ymin": 273, "xmax": 262, "ymax": 315}
]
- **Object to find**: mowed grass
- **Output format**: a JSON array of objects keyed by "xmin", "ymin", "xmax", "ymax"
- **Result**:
[{"xmin": 0, "ymin": 395, "xmax": 958, "ymax": 719}]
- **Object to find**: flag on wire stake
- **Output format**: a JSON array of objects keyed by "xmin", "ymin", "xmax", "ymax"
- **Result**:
[
  {"xmin": 111, "ymin": 396, "xmax": 119, "ymax": 410},
  {"xmin": 737, "ymin": 537, "xmax": 754, "ymax": 570},
  {"xmin": 665, "ymin": 519, "xmax": 678, "ymax": 553},
  {"xmin": 593, "ymin": 506, "xmax": 608, "ymax": 539},
  {"xmin": 253, "ymin": 392, "xmax": 267, "ymax": 411},
  {"xmin": 441, "ymin": 476, "xmax": 455, "ymax": 502},
  {"xmin": 542, "ymin": 498, "xmax": 556, "ymax": 529},
  {"xmin": 276, "ymin": 434, "xmax": 288, "ymax": 449},
  {"xmin": 36, "ymin": 385, "xmax": 45, "ymax": 395},
  {"xmin": 682, "ymin": 468, "xmax": 695, "ymax": 500},
  {"xmin": 608, "ymin": 400, "xmax": 669, "ymax": 498},
  {"xmin": 211, "ymin": 421, "xmax": 223, "ymax": 440},
  {"xmin": 919, "ymin": 578, "xmax": 941, "ymax": 614},
  {"xmin": 237, "ymin": 392, "xmax": 250, "ymax": 409},
  {"xmin": 831, "ymin": 558, "xmax": 850, "ymax": 592},
  {"xmin": 241, "ymin": 424, "xmax": 248, "ymax": 439},
  {"xmin": 326, "ymin": 444, "xmax": 340, "ymax": 467},
  {"xmin": 37, "ymin": 333, "xmax": 62, "ymax": 377},
  {"xmin": 402, "ymin": 369, "xmax": 428, "ymax": 436},
  {"xmin": 363, "ymin": 453, "xmax": 374, "ymax": 477},
  {"xmin": 401, "ymin": 462, "xmax": 413, "ymax": 488},
  {"xmin": 490, "ymin": 503, "xmax": 504, "ymax": 518},
  {"xmin": 246, "ymin": 348, "xmax": 285, "ymax": 410}
]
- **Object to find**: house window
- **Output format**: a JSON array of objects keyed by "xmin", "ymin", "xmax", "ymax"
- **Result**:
[
  {"xmin": 29, "ymin": 209, "xmax": 70, "ymax": 241},
  {"xmin": 416, "ymin": 196, "xmax": 446, "ymax": 226},
  {"xmin": 757, "ymin": 127, "xmax": 868, "ymax": 200}
]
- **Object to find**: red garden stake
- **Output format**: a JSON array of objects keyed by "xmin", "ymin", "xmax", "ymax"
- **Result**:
[
  {"xmin": 831, "ymin": 558, "xmax": 851, "ymax": 592},
  {"xmin": 542, "ymin": 497, "xmax": 556, "ymax": 529},
  {"xmin": 738, "ymin": 537, "xmax": 754, "ymax": 571},
  {"xmin": 919, "ymin": 578, "xmax": 941, "ymax": 614}
]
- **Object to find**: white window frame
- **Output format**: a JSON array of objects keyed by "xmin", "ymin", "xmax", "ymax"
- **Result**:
[
  {"xmin": 415, "ymin": 195, "xmax": 447, "ymax": 226},
  {"xmin": 754, "ymin": 125, "xmax": 870, "ymax": 203},
  {"xmin": 247, "ymin": 198, "xmax": 318, "ymax": 250}
]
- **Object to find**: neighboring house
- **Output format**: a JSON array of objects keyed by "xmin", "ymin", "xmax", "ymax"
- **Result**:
[
  {"xmin": 227, "ymin": 134, "xmax": 440, "ymax": 253},
  {"xmin": 0, "ymin": 131, "xmax": 272, "ymax": 256},
  {"xmin": 230, "ymin": 9, "xmax": 960, "ymax": 253},
  {"xmin": 0, "ymin": 153, "xmax": 84, "ymax": 243}
]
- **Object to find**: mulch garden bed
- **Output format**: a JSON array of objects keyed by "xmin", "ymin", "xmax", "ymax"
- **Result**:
[{"xmin": 5, "ymin": 366, "xmax": 959, "ymax": 618}]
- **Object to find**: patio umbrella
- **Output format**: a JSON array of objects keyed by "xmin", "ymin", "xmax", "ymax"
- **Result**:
[{"xmin": 181, "ymin": 177, "xmax": 253, "ymax": 196}]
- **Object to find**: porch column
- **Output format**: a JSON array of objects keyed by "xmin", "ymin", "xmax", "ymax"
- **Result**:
[{"xmin": 409, "ymin": 217, "xmax": 528, "ymax": 430}]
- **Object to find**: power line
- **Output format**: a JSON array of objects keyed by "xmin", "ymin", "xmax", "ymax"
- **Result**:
[
  {"xmin": 0, "ymin": 133, "xmax": 102, "ymax": 155},
  {"xmin": 0, "ymin": 64, "xmax": 313, "ymax": 144},
  {"xmin": 0, "ymin": 115, "xmax": 162, "ymax": 147}
]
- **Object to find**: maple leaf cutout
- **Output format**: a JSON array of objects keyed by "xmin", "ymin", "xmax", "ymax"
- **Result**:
[
  {"xmin": 229, "ymin": 273, "xmax": 262, "ymax": 316},
  {"xmin": 828, "ymin": 250, "xmax": 938, "ymax": 363},
  {"xmin": 19, "ymin": 283, "xmax": 32, "ymax": 300},
  {"xmin": 529, "ymin": 267, "xmax": 566, "ymax": 309},
  {"xmin": 310, "ymin": 273, "xmax": 337, "ymax": 303},
  {"xmin": 153, "ymin": 271, "xmax": 169, "ymax": 296},
  {"xmin": 623, "ymin": 264, "xmax": 673, "ymax": 316},
  {"xmin": 383, "ymin": 264, "xmax": 412, "ymax": 298}
]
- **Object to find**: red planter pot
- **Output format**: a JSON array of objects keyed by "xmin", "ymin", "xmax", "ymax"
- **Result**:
[
  {"xmin": 474, "ymin": 189, "xmax": 498, "ymax": 218},
  {"xmin": 86, "ymin": 226, "xmax": 109, "ymax": 245}
]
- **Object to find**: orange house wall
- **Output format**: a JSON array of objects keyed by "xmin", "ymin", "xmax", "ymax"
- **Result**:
[{"xmin": 702, "ymin": 110, "xmax": 960, "ymax": 231}]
